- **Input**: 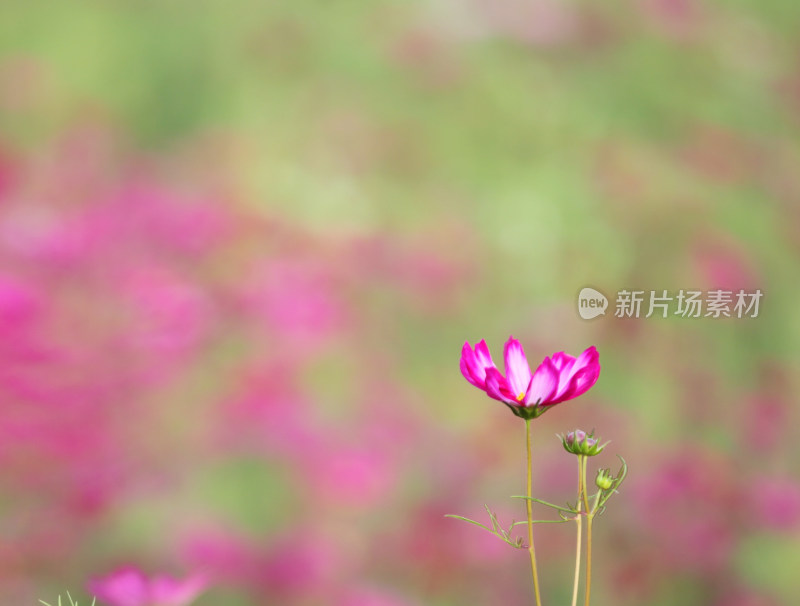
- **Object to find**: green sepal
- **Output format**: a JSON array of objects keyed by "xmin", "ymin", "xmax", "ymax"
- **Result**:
[{"xmin": 506, "ymin": 403, "xmax": 547, "ymax": 420}]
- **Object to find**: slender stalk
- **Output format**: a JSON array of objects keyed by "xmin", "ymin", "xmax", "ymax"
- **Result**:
[
  {"xmin": 580, "ymin": 456, "xmax": 590, "ymax": 513},
  {"xmin": 571, "ymin": 455, "xmax": 585, "ymax": 606},
  {"xmin": 583, "ymin": 460, "xmax": 602, "ymax": 606},
  {"xmin": 585, "ymin": 513, "xmax": 593, "ymax": 606},
  {"xmin": 524, "ymin": 418, "xmax": 543, "ymax": 606}
]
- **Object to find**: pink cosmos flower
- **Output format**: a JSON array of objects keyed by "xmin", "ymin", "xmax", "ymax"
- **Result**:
[
  {"xmin": 460, "ymin": 336, "xmax": 600, "ymax": 418},
  {"xmin": 88, "ymin": 567, "xmax": 207, "ymax": 606}
]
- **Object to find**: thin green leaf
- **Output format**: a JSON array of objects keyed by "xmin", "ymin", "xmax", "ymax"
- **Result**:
[
  {"xmin": 444, "ymin": 514, "xmax": 493, "ymax": 533},
  {"xmin": 511, "ymin": 495, "xmax": 577, "ymax": 513},
  {"xmin": 484, "ymin": 504, "xmax": 501, "ymax": 533},
  {"xmin": 511, "ymin": 519, "xmax": 572, "ymax": 525}
]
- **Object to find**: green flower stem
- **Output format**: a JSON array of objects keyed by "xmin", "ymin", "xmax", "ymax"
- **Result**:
[
  {"xmin": 585, "ymin": 513, "xmax": 593, "ymax": 606},
  {"xmin": 583, "ymin": 461, "xmax": 603, "ymax": 606},
  {"xmin": 571, "ymin": 455, "xmax": 586, "ymax": 606},
  {"xmin": 580, "ymin": 456, "xmax": 590, "ymax": 513},
  {"xmin": 524, "ymin": 418, "xmax": 543, "ymax": 606}
]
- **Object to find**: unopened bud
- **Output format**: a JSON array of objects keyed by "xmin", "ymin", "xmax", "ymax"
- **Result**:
[
  {"xmin": 595, "ymin": 468, "xmax": 614, "ymax": 490},
  {"xmin": 561, "ymin": 430, "xmax": 606, "ymax": 457}
]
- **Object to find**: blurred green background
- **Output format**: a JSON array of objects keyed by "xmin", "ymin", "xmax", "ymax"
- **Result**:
[{"xmin": 1, "ymin": 1, "xmax": 800, "ymax": 605}]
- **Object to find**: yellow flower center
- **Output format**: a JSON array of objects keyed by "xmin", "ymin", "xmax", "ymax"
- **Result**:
[{"xmin": 516, "ymin": 392, "xmax": 526, "ymax": 402}]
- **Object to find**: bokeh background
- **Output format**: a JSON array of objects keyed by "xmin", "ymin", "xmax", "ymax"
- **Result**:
[{"xmin": 2, "ymin": 1, "xmax": 800, "ymax": 605}]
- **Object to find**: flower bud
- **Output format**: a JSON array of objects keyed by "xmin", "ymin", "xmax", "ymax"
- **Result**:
[
  {"xmin": 561, "ymin": 430, "xmax": 606, "ymax": 457},
  {"xmin": 595, "ymin": 468, "xmax": 614, "ymax": 490}
]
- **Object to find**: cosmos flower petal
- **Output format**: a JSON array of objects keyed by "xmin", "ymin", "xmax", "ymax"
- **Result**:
[
  {"xmin": 485, "ymin": 367, "xmax": 515, "ymax": 404},
  {"xmin": 525, "ymin": 357, "xmax": 559, "ymax": 406},
  {"xmin": 460, "ymin": 342, "xmax": 484, "ymax": 389},
  {"xmin": 459, "ymin": 339, "xmax": 499, "ymax": 390},
  {"xmin": 474, "ymin": 339, "xmax": 496, "ymax": 370},
  {"xmin": 503, "ymin": 336, "xmax": 532, "ymax": 398},
  {"xmin": 551, "ymin": 351, "xmax": 576, "ymax": 373},
  {"xmin": 552, "ymin": 347, "xmax": 600, "ymax": 403}
]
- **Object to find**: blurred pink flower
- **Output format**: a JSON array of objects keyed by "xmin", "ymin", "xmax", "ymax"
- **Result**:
[
  {"xmin": 0, "ymin": 274, "xmax": 41, "ymax": 332},
  {"xmin": 180, "ymin": 529, "xmax": 265, "ymax": 588},
  {"xmin": 460, "ymin": 337, "xmax": 600, "ymax": 416},
  {"xmin": 713, "ymin": 587, "xmax": 781, "ymax": 606},
  {"xmin": 350, "ymin": 234, "xmax": 470, "ymax": 313},
  {"xmin": 120, "ymin": 267, "xmax": 214, "ymax": 355},
  {"xmin": 217, "ymin": 362, "xmax": 320, "ymax": 459},
  {"xmin": 0, "ymin": 205, "xmax": 94, "ymax": 266},
  {"xmin": 691, "ymin": 233, "xmax": 759, "ymax": 291},
  {"xmin": 390, "ymin": 28, "xmax": 462, "ymax": 89},
  {"xmin": 0, "ymin": 144, "xmax": 17, "ymax": 199},
  {"xmin": 339, "ymin": 587, "xmax": 416, "ymax": 606},
  {"xmin": 88, "ymin": 567, "xmax": 207, "ymax": 606},
  {"xmin": 740, "ymin": 394, "xmax": 788, "ymax": 453},
  {"xmin": 640, "ymin": 0, "xmax": 705, "ymax": 38},
  {"xmin": 631, "ymin": 450, "xmax": 737, "ymax": 575},
  {"xmin": 261, "ymin": 534, "xmax": 347, "ymax": 599},
  {"xmin": 303, "ymin": 445, "xmax": 394, "ymax": 508},
  {"xmin": 112, "ymin": 183, "xmax": 231, "ymax": 257},
  {"xmin": 747, "ymin": 476, "xmax": 800, "ymax": 531},
  {"xmin": 390, "ymin": 499, "xmax": 514, "ymax": 595},
  {"xmin": 242, "ymin": 257, "xmax": 347, "ymax": 348},
  {"xmin": 469, "ymin": 0, "xmax": 580, "ymax": 48},
  {"xmin": 182, "ymin": 528, "xmax": 349, "ymax": 599}
]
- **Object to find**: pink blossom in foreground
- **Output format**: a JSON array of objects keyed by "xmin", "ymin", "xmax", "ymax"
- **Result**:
[
  {"xmin": 460, "ymin": 336, "xmax": 600, "ymax": 417},
  {"xmin": 88, "ymin": 567, "xmax": 207, "ymax": 606}
]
